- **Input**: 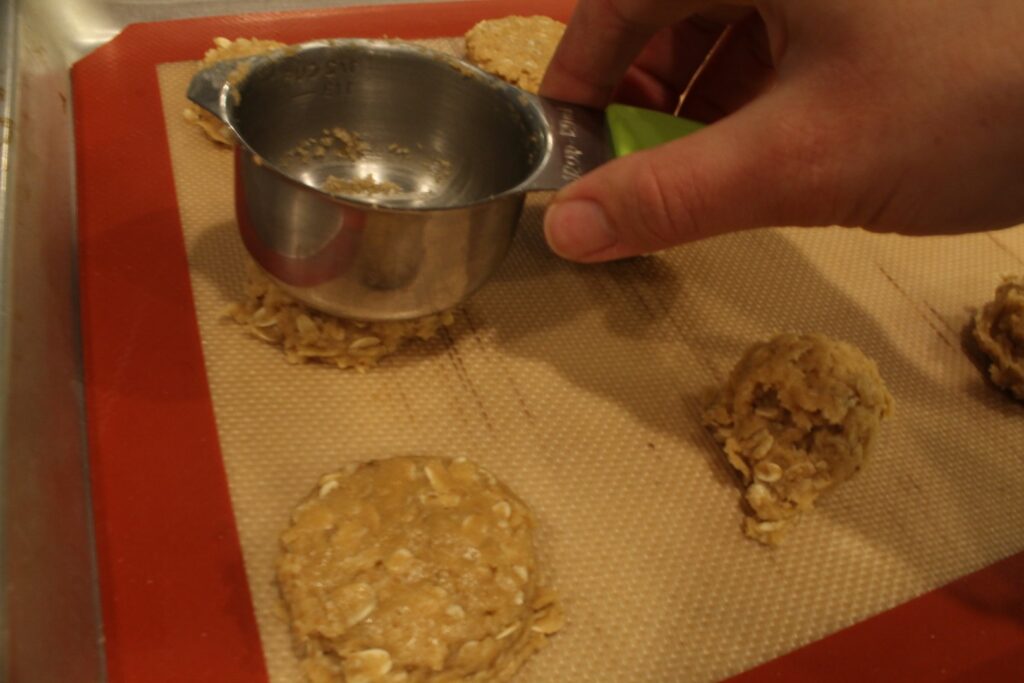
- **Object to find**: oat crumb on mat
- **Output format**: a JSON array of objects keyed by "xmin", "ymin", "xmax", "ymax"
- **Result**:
[
  {"xmin": 464, "ymin": 16, "xmax": 565, "ymax": 93},
  {"xmin": 703, "ymin": 334, "xmax": 894, "ymax": 546},
  {"xmin": 184, "ymin": 37, "xmax": 287, "ymax": 146},
  {"xmin": 226, "ymin": 262, "xmax": 455, "ymax": 371},
  {"xmin": 278, "ymin": 456, "xmax": 563, "ymax": 683},
  {"xmin": 972, "ymin": 275, "xmax": 1024, "ymax": 401}
]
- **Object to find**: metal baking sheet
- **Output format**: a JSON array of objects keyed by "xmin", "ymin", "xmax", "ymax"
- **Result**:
[{"xmin": 4, "ymin": 0, "xmax": 1024, "ymax": 681}]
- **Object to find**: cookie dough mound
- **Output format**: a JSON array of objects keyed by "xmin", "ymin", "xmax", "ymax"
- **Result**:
[
  {"xmin": 972, "ymin": 276, "xmax": 1024, "ymax": 400},
  {"xmin": 704, "ymin": 334, "xmax": 894, "ymax": 545},
  {"xmin": 464, "ymin": 16, "xmax": 565, "ymax": 93},
  {"xmin": 278, "ymin": 456, "xmax": 564, "ymax": 683},
  {"xmin": 184, "ymin": 37, "xmax": 286, "ymax": 145},
  {"xmin": 227, "ymin": 262, "xmax": 455, "ymax": 371}
]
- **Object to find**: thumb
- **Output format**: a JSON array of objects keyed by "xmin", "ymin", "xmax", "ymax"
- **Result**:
[{"xmin": 543, "ymin": 86, "xmax": 839, "ymax": 262}]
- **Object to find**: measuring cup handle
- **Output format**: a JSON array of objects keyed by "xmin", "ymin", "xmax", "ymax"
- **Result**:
[
  {"xmin": 605, "ymin": 104, "xmax": 704, "ymax": 157},
  {"xmin": 522, "ymin": 97, "xmax": 703, "ymax": 193},
  {"xmin": 521, "ymin": 97, "xmax": 611, "ymax": 193}
]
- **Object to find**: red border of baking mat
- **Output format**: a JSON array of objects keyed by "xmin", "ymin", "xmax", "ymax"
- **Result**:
[{"xmin": 72, "ymin": 1, "xmax": 1024, "ymax": 681}]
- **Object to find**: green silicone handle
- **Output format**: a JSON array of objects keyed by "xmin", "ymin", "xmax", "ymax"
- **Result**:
[{"xmin": 605, "ymin": 103, "xmax": 703, "ymax": 157}]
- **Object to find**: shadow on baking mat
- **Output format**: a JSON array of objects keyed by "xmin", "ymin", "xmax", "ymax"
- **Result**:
[
  {"xmin": 472, "ymin": 200, "xmax": 693, "ymax": 437},
  {"xmin": 486, "ymin": 216, "xmax": 1024, "ymax": 572},
  {"xmin": 187, "ymin": 219, "xmax": 253, "ymax": 301}
]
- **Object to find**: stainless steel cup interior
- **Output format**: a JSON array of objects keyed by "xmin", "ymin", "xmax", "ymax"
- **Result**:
[{"xmin": 202, "ymin": 40, "xmax": 571, "ymax": 321}]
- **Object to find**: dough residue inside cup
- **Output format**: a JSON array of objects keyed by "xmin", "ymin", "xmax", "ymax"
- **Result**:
[
  {"xmin": 286, "ymin": 128, "xmax": 372, "ymax": 165},
  {"xmin": 321, "ymin": 174, "xmax": 403, "ymax": 198}
]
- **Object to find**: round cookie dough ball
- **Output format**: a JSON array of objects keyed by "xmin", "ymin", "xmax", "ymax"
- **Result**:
[
  {"xmin": 972, "ymin": 276, "xmax": 1024, "ymax": 401},
  {"xmin": 464, "ymin": 16, "xmax": 565, "ymax": 93},
  {"xmin": 704, "ymin": 334, "xmax": 894, "ymax": 545},
  {"xmin": 277, "ymin": 456, "xmax": 563, "ymax": 683}
]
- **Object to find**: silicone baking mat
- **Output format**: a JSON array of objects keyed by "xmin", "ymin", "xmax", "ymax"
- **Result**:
[{"xmin": 73, "ymin": 2, "xmax": 1024, "ymax": 681}]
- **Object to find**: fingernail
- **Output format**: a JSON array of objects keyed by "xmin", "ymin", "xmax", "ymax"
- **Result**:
[{"xmin": 544, "ymin": 199, "xmax": 617, "ymax": 260}]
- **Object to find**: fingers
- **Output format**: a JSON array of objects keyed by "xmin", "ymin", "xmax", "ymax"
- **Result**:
[
  {"xmin": 611, "ymin": 18, "xmax": 734, "ymax": 112},
  {"xmin": 543, "ymin": 84, "xmax": 841, "ymax": 262},
  {"xmin": 675, "ymin": 11, "xmax": 776, "ymax": 122},
  {"xmin": 539, "ymin": 0, "xmax": 711, "ymax": 106},
  {"xmin": 618, "ymin": 9, "xmax": 769, "ymax": 116}
]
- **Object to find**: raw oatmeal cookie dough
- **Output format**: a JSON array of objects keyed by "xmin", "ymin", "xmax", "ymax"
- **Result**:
[
  {"xmin": 972, "ymin": 276, "xmax": 1024, "ymax": 401},
  {"xmin": 226, "ymin": 127, "xmax": 449, "ymax": 370},
  {"xmin": 464, "ymin": 16, "xmax": 565, "ymax": 93},
  {"xmin": 183, "ymin": 37, "xmax": 287, "ymax": 145},
  {"xmin": 704, "ymin": 334, "xmax": 894, "ymax": 546},
  {"xmin": 227, "ymin": 262, "xmax": 455, "ymax": 371},
  {"xmin": 277, "ymin": 456, "xmax": 564, "ymax": 683}
]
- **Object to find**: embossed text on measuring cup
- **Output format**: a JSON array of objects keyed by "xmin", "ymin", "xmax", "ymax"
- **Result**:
[
  {"xmin": 269, "ymin": 56, "xmax": 363, "ymax": 98},
  {"xmin": 556, "ymin": 106, "xmax": 584, "ymax": 181}
]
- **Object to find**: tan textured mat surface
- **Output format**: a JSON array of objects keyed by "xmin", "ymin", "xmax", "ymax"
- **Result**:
[{"xmin": 158, "ymin": 41, "xmax": 1024, "ymax": 681}]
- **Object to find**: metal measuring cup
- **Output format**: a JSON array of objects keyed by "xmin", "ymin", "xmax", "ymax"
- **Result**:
[{"xmin": 188, "ymin": 39, "xmax": 698, "ymax": 320}]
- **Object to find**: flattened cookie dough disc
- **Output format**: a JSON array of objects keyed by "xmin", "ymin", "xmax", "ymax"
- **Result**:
[
  {"xmin": 972, "ymin": 275, "xmax": 1024, "ymax": 401},
  {"xmin": 227, "ymin": 262, "xmax": 455, "ymax": 372},
  {"xmin": 464, "ymin": 16, "xmax": 565, "ymax": 93},
  {"xmin": 704, "ymin": 334, "xmax": 894, "ymax": 545},
  {"xmin": 278, "ymin": 456, "xmax": 563, "ymax": 683}
]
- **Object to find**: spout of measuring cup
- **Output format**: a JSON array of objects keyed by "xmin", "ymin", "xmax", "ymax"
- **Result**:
[{"xmin": 186, "ymin": 59, "xmax": 244, "ymax": 123}]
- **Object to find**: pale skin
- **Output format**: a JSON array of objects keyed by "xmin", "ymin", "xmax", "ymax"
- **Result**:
[{"xmin": 539, "ymin": 0, "xmax": 1024, "ymax": 262}]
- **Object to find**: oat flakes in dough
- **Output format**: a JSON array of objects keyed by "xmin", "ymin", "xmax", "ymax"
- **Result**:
[
  {"xmin": 972, "ymin": 275, "xmax": 1024, "ymax": 401},
  {"xmin": 464, "ymin": 16, "xmax": 565, "ymax": 93},
  {"xmin": 183, "ymin": 37, "xmax": 287, "ymax": 145},
  {"xmin": 277, "ymin": 456, "xmax": 563, "ymax": 683},
  {"xmin": 704, "ymin": 334, "xmax": 894, "ymax": 545},
  {"xmin": 226, "ymin": 262, "xmax": 455, "ymax": 371}
]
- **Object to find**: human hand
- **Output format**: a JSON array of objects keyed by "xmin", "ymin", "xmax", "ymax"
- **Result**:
[{"xmin": 539, "ymin": 0, "xmax": 1024, "ymax": 262}]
